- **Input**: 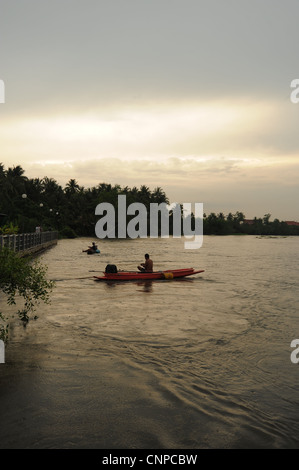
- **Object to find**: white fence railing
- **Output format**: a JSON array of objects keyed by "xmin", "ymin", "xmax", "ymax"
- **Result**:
[{"xmin": 0, "ymin": 231, "xmax": 58, "ymax": 253}]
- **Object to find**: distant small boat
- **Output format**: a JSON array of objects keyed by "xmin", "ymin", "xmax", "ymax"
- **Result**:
[
  {"xmin": 87, "ymin": 249, "xmax": 100, "ymax": 255},
  {"xmin": 83, "ymin": 247, "xmax": 100, "ymax": 255},
  {"xmin": 94, "ymin": 267, "xmax": 204, "ymax": 281}
]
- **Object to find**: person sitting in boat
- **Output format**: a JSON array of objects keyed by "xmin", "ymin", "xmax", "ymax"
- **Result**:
[
  {"xmin": 138, "ymin": 253, "xmax": 153, "ymax": 272},
  {"xmin": 83, "ymin": 242, "xmax": 98, "ymax": 254}
]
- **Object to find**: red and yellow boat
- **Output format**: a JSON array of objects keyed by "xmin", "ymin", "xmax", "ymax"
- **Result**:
[{"xmin": 94, "ymin": 268, "xmax": 204, "ymax": 282}]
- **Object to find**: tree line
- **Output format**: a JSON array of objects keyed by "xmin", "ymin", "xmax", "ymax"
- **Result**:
[
  {"xmin": 0, "ymin": 164, "xmax": 169, "ymax": 237},
  {"xmin": 203, "ymin": 212, "xmax": 299, "ymax": 235},
  {"xmin": 0, "ymin": 164, "xmax": 298, "ymax": 237}
]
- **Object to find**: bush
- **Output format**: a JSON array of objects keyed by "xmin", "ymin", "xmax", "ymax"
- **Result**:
[
  {"xmin": 0, "ymin": 248, "xmax": 54, "ymax": 342},
  {"xmin": 59, "ymin": 227, "xmax": 78, "ymax": 239},
  {"xmin": 0, "ymin": 222, "xmax": 19, "ymax": 234}
]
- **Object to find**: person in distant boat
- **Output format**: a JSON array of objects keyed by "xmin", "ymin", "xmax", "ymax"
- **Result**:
[
  {"xmin": 138, "ymin": 253, "xmax": 153, "ymax": 272},
  {"xmin": 83, "ymin": 242, "xmax": 99, "ymax": 254}
]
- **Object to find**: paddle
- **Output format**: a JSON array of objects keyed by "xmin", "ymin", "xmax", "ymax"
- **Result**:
[{"xmin": 50, "ymin": 276, "xmax": 95, "ymax": 282}]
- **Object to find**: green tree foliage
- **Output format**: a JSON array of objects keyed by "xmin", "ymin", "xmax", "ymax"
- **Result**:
[
  {"xmin": 0, "ymin": 163, "xmax": 298, "ymax": 237},
  {"xmin": 0, "ymin": 248, "xmax": 54, "ymax": 342},
  {"xmin": 0, "ymin": 164, "xmax": 170, "ymax": 236},
  {"xmin": 203, "ymin": 212, "xmax": 299, "ymax": 235}
]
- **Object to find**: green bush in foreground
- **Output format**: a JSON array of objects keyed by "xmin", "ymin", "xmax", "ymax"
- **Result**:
[{"xmin": 0, "ymin": 248, "xmax": 54, "ymax": 342}]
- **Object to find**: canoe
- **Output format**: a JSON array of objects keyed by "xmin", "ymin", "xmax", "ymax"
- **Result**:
[{"xmin": 94, "ymin": 268, "xmax": 204, "ymax": 281}]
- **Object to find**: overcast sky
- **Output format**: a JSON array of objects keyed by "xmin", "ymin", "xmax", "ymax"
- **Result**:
[{"xmin": 0, "ymin": 0, "xmax": 299, "ymax": 219}]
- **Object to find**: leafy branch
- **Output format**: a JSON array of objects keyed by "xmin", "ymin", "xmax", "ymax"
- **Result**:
[{"xmin": 0, "ymin": 248, "xmax": 54, "ymax": 342}]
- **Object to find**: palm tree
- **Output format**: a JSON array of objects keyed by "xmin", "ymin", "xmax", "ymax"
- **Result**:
[
  {"xmin": 0, "ymin": 163, "xmax": 5, "ymax": 179},
  {"xmin": 151, "ymin": 187, "xmax": 169, "ymax": 204},
  {"xmin": 5, "ymin": 165, "xmax": 27, "ymax": 198},
  {"xmin": 98, "ymin": 183, "xmax": 112, "ymax": 193},
  {"xmin": 138, "ymin": 185, "xmax": 151, "ymax": 206},
  {"xmin": 65, "ymin": 179, "xmax": 80, "ymax": 195}
]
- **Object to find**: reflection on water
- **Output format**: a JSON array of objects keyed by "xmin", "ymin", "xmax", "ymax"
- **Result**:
[
  {"xmin": 1, "ymin": 236, "xmax": 299, "ymax": 449},
  {"xmin": 136, "ymin": 281, "xmax": 153, "ymax": 293}
]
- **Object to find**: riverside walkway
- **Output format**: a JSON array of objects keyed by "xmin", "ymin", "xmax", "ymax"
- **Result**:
[{"xmin": 0, "ymin": 231, "xmax": 58, "ymax": 256}]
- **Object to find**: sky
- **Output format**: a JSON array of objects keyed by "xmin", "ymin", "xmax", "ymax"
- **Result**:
[{"xmin": 0, "ymin": 0, "xmax": 299, "ymax": 220}]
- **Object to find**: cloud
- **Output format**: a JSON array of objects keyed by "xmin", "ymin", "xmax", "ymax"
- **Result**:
[
  {"xmin": 1, "ymin": 1, "xmax": 299, "ymax": 222},
  {"xmin": 2, "ymin": 0, "xmax": 299, "ymax": 112},
  {"xmin": 1, "ymin": 95, "xmax": 298, "ymax": 220},
  {"xmin": 24, "ymin": 152, "xmax": 298, "ymax": 189},
  {"xmin": 0, "ymin": 97, "xmax": 292, "ymax": 162}
]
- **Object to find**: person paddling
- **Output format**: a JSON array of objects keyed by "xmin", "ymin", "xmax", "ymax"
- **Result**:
[
  {"xmin": 138, "ymin": 253, "xmax": 153, "ymax": 272},
  {"xmin": 83, "ymin": 242, "xmax": 99, "ymax": 254}
]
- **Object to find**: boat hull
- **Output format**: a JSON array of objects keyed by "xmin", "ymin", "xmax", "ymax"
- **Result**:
[{"xmin": 94, "ymin": 268, "xmax": 204, "ymax": 281}]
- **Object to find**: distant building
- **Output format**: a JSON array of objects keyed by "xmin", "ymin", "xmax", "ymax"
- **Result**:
[
  {"xmin": 284, "ymin": 221, "xmax": 299, "ymax": 226},
  {"xmin": 242, "ymin": 219, "xmax": 255, "ymax": 225}
]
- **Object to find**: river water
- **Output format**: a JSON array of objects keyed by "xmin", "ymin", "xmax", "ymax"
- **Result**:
[{"xmin": 1, "ymin": 235, "xmax": 299, "ymax": 449}]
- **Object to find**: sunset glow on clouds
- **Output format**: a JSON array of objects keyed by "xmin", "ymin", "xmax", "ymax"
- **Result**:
[
  {"xmin": 0, "ymin": 99, "xmax": 274, "ymax": 158},
  {"xmin": 1, "ymin": 0, "xmax": 299, "ymax": 219}
]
